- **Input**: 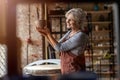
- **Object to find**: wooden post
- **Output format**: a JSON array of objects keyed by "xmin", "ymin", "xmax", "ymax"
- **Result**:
[
  {"xmin": 40, "ymin": 3, "xmax": 47, "ymax": 59},
  {"xmin": 6, "ymin": 0, "xmax": 19, "ymax": 76},
  {"xmin": 44, "ymin": 3, "xmax": 49, "ymax": 59}
]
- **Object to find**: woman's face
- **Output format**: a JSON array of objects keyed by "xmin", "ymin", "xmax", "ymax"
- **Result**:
[{"xmin": 66, "ymin": 14, "xmax": 76, "ymax": 29}]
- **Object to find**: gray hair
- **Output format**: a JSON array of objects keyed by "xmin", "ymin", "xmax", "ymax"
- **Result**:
[{"xmin": 65, "ymin": 8, "xmax": 87, "ymax": 30}]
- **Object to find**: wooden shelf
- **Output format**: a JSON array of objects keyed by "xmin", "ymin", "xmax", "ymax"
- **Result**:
[
  {"xmin": 90, "ymin": 39, "xmax": 112, "ymax": 42},
  {"xmin": 87, "ymin": 10, "xmax": 111, "ymax": 14},
  {"xmin": 93, "ymin": 63, "xmax": 116, "ymax": 66},
  {"xmin": 48, "ymin": 15, "xmax": 65, "ymax": 18},
  {"xmin": 92, "ymin": 30, "xmax": 111, "ymax": 33},
  {"xmin": 95, "ymin": 71, "xmax": 116, "ymax": 75},
  {"xmin": 86, "ymin": 64, "xmax": 115, "ymax": 67},
  {"xmin": 93, "ymin": 46, "xmax": 111, "ymax": 49},
  {"xmin": 85, "ymin": 21, "xmax": 112, "ymax": 24},
  {"xmin": 49, "ymin": 11, "xmax": 112, "ymax": 18},
  {"xmin": 85, "ymin": 53, "xmax": 115, "ymax": 57}
]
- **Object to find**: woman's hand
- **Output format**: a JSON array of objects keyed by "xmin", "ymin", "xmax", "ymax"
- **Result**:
[{"xmin": 36, "ymin": 26, "xmax": 50, "ymax": 37}]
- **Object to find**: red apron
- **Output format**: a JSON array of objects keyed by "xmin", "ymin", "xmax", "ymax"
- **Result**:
[{"xmin": 60, "ymin": 51, "xmax": 86, "ymax": 74}]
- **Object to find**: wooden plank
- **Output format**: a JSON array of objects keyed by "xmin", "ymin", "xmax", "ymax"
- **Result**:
[{"xmin": 6, "ymin": 0, "xmax": 19, "ymax": 76}]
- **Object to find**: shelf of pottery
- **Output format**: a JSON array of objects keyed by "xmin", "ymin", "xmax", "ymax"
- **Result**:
[{"xmin": 83, "ymin": 5, "xmax": 116, "ymax": 78}]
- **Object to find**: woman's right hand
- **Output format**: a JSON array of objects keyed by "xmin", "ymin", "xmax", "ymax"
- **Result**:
[
  {"xmin": 36, "ymin": 26, "xmax": 51, "ymax": 37},
  {"xmin": 36, "ymin": 27, "xmax": 46, "ymax": 36}
]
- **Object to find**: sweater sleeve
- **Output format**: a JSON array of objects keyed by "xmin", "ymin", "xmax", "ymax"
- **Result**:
[{"xmin": 54, "ymin": 32, "xmax": 89, "ymax": 53}]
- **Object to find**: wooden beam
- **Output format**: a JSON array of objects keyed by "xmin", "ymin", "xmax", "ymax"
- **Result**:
[
  {"xmin": 6, "ymin": 0, "xmax": 19, "ymax": 76},
  {"xmin": 15, "ymin": 0, "xmax": 115, "ymax": 3}
]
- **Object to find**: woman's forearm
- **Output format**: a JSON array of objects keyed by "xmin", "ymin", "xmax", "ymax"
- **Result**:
[{"xmin": 46, "ymin": 33, "xmax": 58, "ymax": 48}]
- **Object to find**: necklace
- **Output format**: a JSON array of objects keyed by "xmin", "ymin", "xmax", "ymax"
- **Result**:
[{"xmin": 69, "ymin": 30, "xmax": 81, "ymax": 38}]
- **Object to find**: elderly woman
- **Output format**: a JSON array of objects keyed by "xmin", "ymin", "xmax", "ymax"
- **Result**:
[{"xmin": 36, "ymin": 8, "xmax": 89, "ymax": 74}]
